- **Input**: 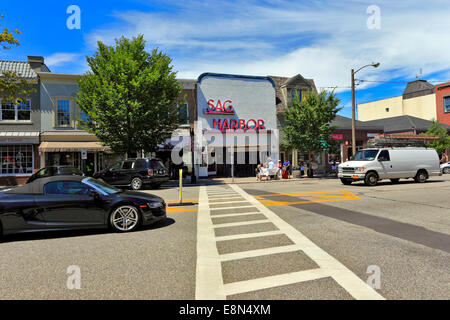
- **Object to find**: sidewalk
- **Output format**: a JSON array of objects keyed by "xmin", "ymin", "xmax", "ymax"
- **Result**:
[
  {"xmin": 164, "ymin": 173, "xmax": 338, "ymax": 186},
  {"xmin": 0, "ymin": 174, "xmax": 338, "ymax": 189}
]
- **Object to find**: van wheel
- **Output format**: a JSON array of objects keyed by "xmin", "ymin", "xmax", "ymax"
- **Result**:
[
  {"xmin": 414, "ymin": 170, "xmax": 427, "ymax": 183},
  {"xmin": 340, "ymin": 178, "xmax": 352, "ymax": 185},
  {"xmin": 364, "ymin": 172, "xmax": 378, "ymax": 186},
  {"xmin": 390, "ymin": 179, "xmax": 400, "ymax": 184}
]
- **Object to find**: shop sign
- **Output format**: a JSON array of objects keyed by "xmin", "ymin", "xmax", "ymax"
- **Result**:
[
  {"xmin": 331, "ymin": 133, "xmax": 343, "ymax": 140},
  {"xmin": 81, "ymin": 149, "xmax": 87, "ymax": 160},
  {"xmin": 204, "ymin": 99, "xmax": 235, "ymax": 115},
  {"xmin": 204, "ymin": 98, "xmax": 266, "ymax": 132}
]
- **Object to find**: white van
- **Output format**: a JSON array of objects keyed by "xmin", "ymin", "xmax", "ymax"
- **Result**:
[{"xmin": 338, "ymin": 148, "xmax": 441, "ymax": 186}]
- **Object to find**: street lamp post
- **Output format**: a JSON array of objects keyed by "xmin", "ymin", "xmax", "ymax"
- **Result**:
[{"xmin": 351, "ymin": 62, "xmax": 380, "ymax": 157}]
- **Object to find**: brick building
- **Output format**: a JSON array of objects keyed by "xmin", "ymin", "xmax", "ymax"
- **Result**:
[{"xmin": 435, "ymin": 82, "xmax": 450, "ymax": 126}]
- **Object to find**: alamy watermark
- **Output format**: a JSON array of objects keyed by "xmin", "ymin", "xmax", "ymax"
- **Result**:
[
  {"xmin": 66, "ymin": 5, "xmax": 81, "ymax": 30},
  {"xmin": 170, "ymin": 121, "xmax": 280, "ymax": 166},
  {"xmin": 367, "ymin": 5, "xmax": 381, "ymax": 30},
  {"xmin": 366, "ymin": 265, "xmax": 381, "ymax": 289},
  {"xmin": 66, "ymin": 265, "xmax": 81, "ymax": 290}
]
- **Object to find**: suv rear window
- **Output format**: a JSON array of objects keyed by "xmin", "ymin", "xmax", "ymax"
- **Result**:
[
  {"xmin": 150, "ymin": 160, "xmax": 165, "ymax": 169},
  {"xmin": 122, "ymin": 161, "xmax": 134, "ymax": 170}
]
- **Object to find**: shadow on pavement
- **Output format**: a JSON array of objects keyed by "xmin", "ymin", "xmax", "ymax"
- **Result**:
[{"xmin": 0, "ymin": 218, "xmax": 175, "ymax": 244}]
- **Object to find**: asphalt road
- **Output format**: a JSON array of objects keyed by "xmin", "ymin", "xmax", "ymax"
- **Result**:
[
  {"xmin": 0, "ymin": 176, "xmax": 449, "ymax": 299},
  {"xmin": 239, "ymin": 175, "xmax": 450, "ymax": 299},
  {"xmin": 0, "ymin": 185, "xmax": 200, "ymax": 300}
]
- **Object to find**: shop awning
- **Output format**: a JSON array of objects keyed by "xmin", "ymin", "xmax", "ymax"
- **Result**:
[
  {"xmin": 39, "ymin": 141, "xmax": 111, "ymax": 152},
  {"xmin": 0, "ymin": 131, "xmax": 40, "ymax": 144}
]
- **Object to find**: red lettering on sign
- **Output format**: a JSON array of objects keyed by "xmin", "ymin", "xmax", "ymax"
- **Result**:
[
  {"xmin": 213, "ymin": 119, "xmax": 221, "ymax": 130},
  {"xmin": 222, "ymin": 119, "xmax": 230, "ymax": 130},
  {"xmin": 217, "ymin": 100, "xmax": 224, "ymax": 111},
  {"xmin": 223, "ymin": 100, "xmax": 234, "ymax": 112},
  {"xmin": 207, "ymin": 99, "xmax": 215, "ymax": 110},
  {"xmin": 239, "ymin": 119, "xmax": 246, "ymax": 130},
  {"xmin": 247, "ymin": 119, "xmax": 257, "ymax": 130},
  {"xmin": 257, "ymin": 119, "xmax": 265, "ymax": 130},
  {"xmin": 230, "ymin": 119, "xmax": 238, "ymax": 130}
]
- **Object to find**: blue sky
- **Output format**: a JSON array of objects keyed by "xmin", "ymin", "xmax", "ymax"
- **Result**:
[{"xmin": 2, "ymin": 0, "xmax": 450, "ymax": 119}]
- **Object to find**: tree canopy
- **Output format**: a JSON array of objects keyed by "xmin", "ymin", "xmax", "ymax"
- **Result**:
[
  {"xmin": 76, "ymin": 35, "xmax": 183, "ymax": 156},
  {"xmin": 0, "ymin": 14, "xmax": 35, "ymax": 104},
  {"xmin": 282, "ymin": 90, "xmax": 342, "ymax": 156},
  {"xmin": 421, "ymin": 119, "xmax": 450, "ymax": 154}
]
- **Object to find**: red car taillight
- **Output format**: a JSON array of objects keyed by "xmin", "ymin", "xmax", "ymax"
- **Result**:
[{"xmin": 148, "ymin": 169, "xmax": 153, "ymax": 176}]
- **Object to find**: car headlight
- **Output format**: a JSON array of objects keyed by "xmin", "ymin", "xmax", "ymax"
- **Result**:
[
  {"xmin": 354, "ymin": 167, "xmax": 365, "ymax": 173},
  {"xmin": 147, "ymin": 201, "xmax": 164, "ymax": 209}
]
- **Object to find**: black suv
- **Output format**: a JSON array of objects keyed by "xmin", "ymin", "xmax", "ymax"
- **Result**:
[
  {"xmin": 93, "ymin": 158, "xmax": 169, "ymax": 190},
  {"xmin": 27, "ymin": 166, "xmax": 84, "ymax": 184}
]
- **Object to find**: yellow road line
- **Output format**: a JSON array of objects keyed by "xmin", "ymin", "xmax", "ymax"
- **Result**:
[
  {"xmin": 167, "ymin": 207, "xmax": 198, "ymax": 213},
  {"xmin": 256, "ymin": 190, "xmax": 360, "ymax": 207},
  {"xmin": 165, "ymin": 198, "xmax": 198, "ymax": 203}
]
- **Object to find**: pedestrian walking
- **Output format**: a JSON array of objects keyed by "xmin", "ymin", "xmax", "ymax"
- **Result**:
[
  {"xmin": 299, "ymin": 160, "xmax": 305, "ymax": 177},
  {"xmin": 283, "ymin": 159, "xmax": 291, "ymax": 179},
  {"xmin": 440, "ymin": 151, "xmax": 448, "ymax": 164}
]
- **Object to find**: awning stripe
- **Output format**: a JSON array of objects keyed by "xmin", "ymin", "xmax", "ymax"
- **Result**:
[{"xmin": 39, "ymin": 141, "xmax": 110, "ymax": 152}]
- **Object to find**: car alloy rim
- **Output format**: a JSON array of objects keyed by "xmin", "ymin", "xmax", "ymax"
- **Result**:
[
  {"xmin": 132, "ymin": 178, "xmax": 142, "ymax": 189},
  {"xmin": 112, "ymin": 206, "xmax": 139, "ymax": 231}
]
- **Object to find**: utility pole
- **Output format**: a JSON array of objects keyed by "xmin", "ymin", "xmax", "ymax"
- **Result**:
[
  {"xmin": 351, "ymin": 62, "xmax": 380, "ymax": 157},
  {"xmin": 351, "ymin": 69, "xmax": 356, "ymax": 157}
]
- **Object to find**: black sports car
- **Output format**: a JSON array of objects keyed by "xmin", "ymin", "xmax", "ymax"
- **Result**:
[{"xmin": 0, "ymin": 176, "xmax": 166, "ymax": 237}]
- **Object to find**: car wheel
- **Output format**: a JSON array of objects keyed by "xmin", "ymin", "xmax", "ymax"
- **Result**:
[
  {"xmin": 109, "ymin": 205, "xmax": 141, "ymax": 232},
  {"xmin": 340, "ymin": 178, "xmax": 352, "ymax": 185},
  {"xmin": 131, "ymin": 177, "xmax": 143, "ymax": 190},
  {"xmin": 414, "ymin": 170, "xmax": 427, "ymax": 183},
  {"xmin": 364, "ymin": 172, "xmax": 378, "ymax": 186},
  {"xmin": 444, "ymin": 167, "xmax": 450, "ymax": 174},
  {"xmin": 390, "ymin": 179, "xmax": 400, "ymax": 184}
]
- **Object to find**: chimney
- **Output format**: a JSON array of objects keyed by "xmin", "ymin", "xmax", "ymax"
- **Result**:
[{"xmin": 27, "ymin": 56, "xmax": 46, "ymax": 72}]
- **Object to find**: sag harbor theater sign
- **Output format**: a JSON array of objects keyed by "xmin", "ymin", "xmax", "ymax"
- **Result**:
[{"xmin": 194, "ymin": 73, "xmax": 279, "ymax": 178}]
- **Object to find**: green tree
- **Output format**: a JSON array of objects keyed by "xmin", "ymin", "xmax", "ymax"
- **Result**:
[
  {"xmin": 0, "ymin": 14, "xmax": 35, "ymax": 104},
  {"xmin": 421, "ymin": 119, "xmax": 450, "ymax": 154},
  {"xmin": 76, "ymin": 35, "xmax": 183, "ymax": 156},
  {"xmin": 282, "ymin": 90, "xmax": 342, "ymax": 163}
]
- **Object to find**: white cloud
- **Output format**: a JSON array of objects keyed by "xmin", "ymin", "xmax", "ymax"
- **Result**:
[
  {"xmin": 45, "ymin": 52, "xmax": 81, "ymax": 67},
  {"xmin": 84, "ymin": 0, "xmax": 450, "ymax": 91}
]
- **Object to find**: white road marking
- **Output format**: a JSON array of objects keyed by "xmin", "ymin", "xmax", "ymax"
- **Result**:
[
  {"xmin": 228, "ymin": 184, "xmax": 385, "ymax": 300},
  {"xmin": 195, "ymin": 186, "xmax": 225, "ymax": 300},
  {"xmin": 196, "ymin": 185, "xmax": 385, "ymax": 300},
  {"xmin": 211, "ymin": 212, "xmax": 265, "ymax": 219},
  {"xmin": 215, "ymin": 230, "xmax": 285, "ymax": 242},
  {"xmin": 222, "ymin": 269, "xmax": 328, "ymax": 296},
  {"xmin": 207, "ymin": 200, "xmax": 249, "ymax": 205},
  {"xmin": 213, "ymin": 219, "xmax": 269, "ymax": 228},
  {"xmin": 209, "ymin": 205, "xmax": 255, "ymax": 210},
  {"xmin": 219, "ymin": 244, "xmax": 302, "ymax": 262}
]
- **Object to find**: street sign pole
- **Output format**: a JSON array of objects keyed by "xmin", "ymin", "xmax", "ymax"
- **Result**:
[{"xmin": 179, "ymin": 168, "xmax": 183, "ymax": 204}]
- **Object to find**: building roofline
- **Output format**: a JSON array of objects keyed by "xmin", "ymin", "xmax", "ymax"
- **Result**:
[
  {"xmin": 198, "ymin": 72, "xmax": 276, "ymax": 88},
  {"xmin": 37, "ymin": 72, "xmax": 81, "ymax": 80}
]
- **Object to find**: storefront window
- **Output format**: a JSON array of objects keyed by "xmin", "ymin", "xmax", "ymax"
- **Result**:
[{"xmin": 0, "ymin": 145, "xmax": 33, "ymax": 175}]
